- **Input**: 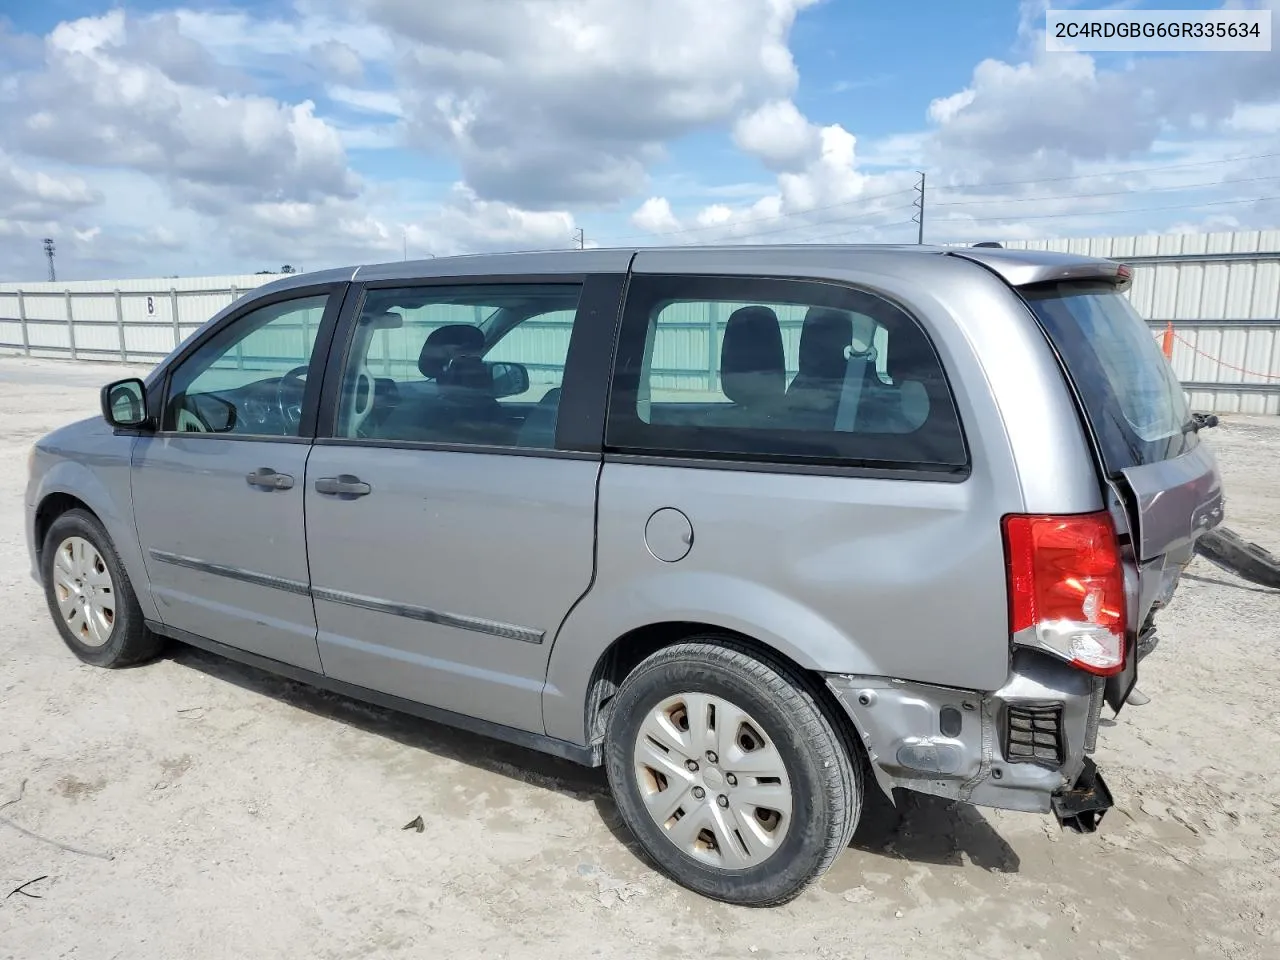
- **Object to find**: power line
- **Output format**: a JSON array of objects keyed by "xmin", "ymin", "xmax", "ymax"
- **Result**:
[
  {"xmin": 933, "ymin": 174, "xmax": 1280, "ymax": 207},
  {"xmin": 717, "ymin": 202, "xmax": 919, "ymax": 244},
  {"xmin": 632, "ymin": 176, "xmax": 1276, "ymax": 246},
  {"xmin": 604, "ymin": 149, "xmax": 1280, "ymax": 245},
  {"xmin": 598, "ymin": 185, "xmax": 918, "ymax": 243},
  {"xmin": 794, "ymin": 220, "xmax": 918, "ymax": 245},
  {"xmin": 940, "ymin": 150, "xmax": 1280, "ymax": 191},
  {"xmin": 730, "ymin": 212, "xmax": 919, "ymax": 246},
  {"xmin": 934, "ymin": 193, "xmax": 1280, "ymax": 225}
]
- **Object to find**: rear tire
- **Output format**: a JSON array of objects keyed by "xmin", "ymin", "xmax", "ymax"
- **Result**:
[
  {"xmin": 603, "ymin": 638, "xmax": 861, "ymax": 906},
  {"xmin": 41, "ymin": 509, "xmax": 163, "ymax": 668}
]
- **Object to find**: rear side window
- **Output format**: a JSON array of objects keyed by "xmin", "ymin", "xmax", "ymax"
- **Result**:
[
  {"xmin": 606, "ymin": 275, "xmax": 967, "ymax": 474},
  {"xmin": 1021, "ymin": 281, "xmax": 1196, "ymax": 472}
]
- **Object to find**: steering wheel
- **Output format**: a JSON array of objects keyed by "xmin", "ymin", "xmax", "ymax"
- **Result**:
[{"xmin": 275, "ymin": 365, "xmax": 310, "ymax": 431}]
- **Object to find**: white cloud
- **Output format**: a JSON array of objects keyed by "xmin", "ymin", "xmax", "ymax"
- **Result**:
[
  {"xmin": 4, "ymin": 0, "xmax": 1280, "ymax": 279},
  {"xmin": 327, "ymin": 85, "xmax": 405, "ymax": 118},
  {"xmin": 927, "ymin": 89, "xmax": 975, "ymax": 125},
  {"xmin": 405, "ymin": 185, "xmax": 578, "ymax": 256},
  {"xmin": 6, "ymin": 11, "xmax": 359, "ymax": 214},
  {"xmin": 627, "ymin": 119, "xmax": 917, "ymax": 245},
  {"xmin": 174, "ymin": 7, "xmax": 395, "ymax": 71},
  {"xmin": 631, "ymin": 197, "xmax": 680, "ymax": 234},
  {"xmin": 366, "ymin": 0, "xmax": 822, "ymax": 206},
  {"xmin": 0, "ymin": 7, "xmax": 588, "ymax": 280},
  {"xmin": 904, "ymin": 1, "xmax": 1280, "ymax": 240},
  {"xmin": 312, "ymin": 39, "xmax": 365, "ymax": 83},
  {"xmin": 0, "ymin": 151, "xmax": 100, "ymax": 221},
  {"xmin": 631, "ymin": 0, "xmax": 1280, "ymax": 247},
  {"xmin": 732, "ymin": 99, "xmax": 820, "ymax": 172},
  {"xmin": 925, "ymin": 2, "xmax": 1280, "ymax": 178},
  {"xmin": 1225, "ymin": 102, "xmax": 1280, "ymax": 134}
]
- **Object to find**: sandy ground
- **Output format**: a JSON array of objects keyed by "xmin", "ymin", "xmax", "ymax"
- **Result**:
[{"xmin": 1, "ymin": 354, "xmax": 1277, "ymax": 960}]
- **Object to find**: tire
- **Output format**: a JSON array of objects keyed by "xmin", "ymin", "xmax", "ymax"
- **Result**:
[
  {"xmin": 41, "ymin": 508, "xmax": 163, "ymax": 668},
  {"xmin": 1195, "ymin": 526, "xmax": 1280, "ymax": 589},
  {"xmin": 603, "ymin": 638, "xmax": 862, "ymax": 906}
]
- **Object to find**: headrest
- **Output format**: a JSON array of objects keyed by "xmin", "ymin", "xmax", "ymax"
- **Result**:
[
  {"xmin": 884, "ymin": 321, "xmax": 934, "ymax": 382},
  {"xmin": 797, "ymin": 308, "xmax": 853, "ymax": 379},
  {"xmin": 439, "ymin": 355, "xmax": 493, "ymax": 393},
  {"xmin": 419, "ymin": 324, "xmax": 484, "ymax": 378},
  {"xmin": 720, "ymin": 306, "xmax": 785, "ymax": 407}
]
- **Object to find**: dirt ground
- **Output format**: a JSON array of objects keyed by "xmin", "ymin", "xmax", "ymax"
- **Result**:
[{"xmin": 1, "ymin": 354, "xmax": 1277, "ymax": 960}]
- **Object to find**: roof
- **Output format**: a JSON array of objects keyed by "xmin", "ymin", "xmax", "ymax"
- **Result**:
[{"xmin": 248, "ymin": 243, "xmax": 1130, "ymax": 297}]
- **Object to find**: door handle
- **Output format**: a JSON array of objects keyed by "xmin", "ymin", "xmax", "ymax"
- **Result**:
[
  {"xmin": 246, "ymin": 468, "xmax": 294, "ymax": 490},
  {"xmin": 314, "ymin": 474, "xmax": 372, "ymax": 497}
]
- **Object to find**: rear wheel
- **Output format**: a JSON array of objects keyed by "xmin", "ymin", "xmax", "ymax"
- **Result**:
[
  {"xmin": 604, "ymin": 638, "xmax": 861, "ymax": 906},
  {"xmin": 42, "ymin": 509, "xmax": 163, "ymax": 668}
]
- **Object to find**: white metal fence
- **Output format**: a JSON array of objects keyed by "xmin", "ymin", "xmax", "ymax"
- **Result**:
[
  {"xmin": 2, "ymin": 232, "xmax": 1279, "ymax": 415},
  {"xmin": 0, "ymin": 274, "xmax": 272, "ymax": 366}
]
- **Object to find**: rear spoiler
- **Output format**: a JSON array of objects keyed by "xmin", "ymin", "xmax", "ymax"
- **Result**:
[{"xmin": 946, "ymin": 247, "xmax": 1132, "ymax": 291}]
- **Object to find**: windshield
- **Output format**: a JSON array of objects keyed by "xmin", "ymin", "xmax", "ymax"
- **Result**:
[{"xmin": 1021, "ymin": 281, "xmax": 1196, "ymax": 473}]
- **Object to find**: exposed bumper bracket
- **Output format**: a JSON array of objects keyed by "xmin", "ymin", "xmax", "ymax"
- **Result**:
[
  {"xmin": 826, "ymin": 651, "xmax": 1104, "ymax": 815},
  {"xmin": 1051, "ymin": 756, "xmax": 1113, "ymax": 833}
]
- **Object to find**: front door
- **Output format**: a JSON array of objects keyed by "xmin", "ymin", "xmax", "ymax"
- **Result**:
[
  {"xmin": 303, "ymin": 277, "xmax": 617, "ymax": 733},
  {"xmin": 132, "ymin": 288, "xmax": 342, "ymax": 671}
]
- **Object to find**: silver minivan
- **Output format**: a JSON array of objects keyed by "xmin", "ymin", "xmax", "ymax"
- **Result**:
[{"xmin": 24, "ymin": 244, "xmax": 1224, "ymax": 905}]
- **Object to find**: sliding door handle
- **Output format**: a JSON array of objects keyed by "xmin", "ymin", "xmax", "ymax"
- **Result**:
[
  {"xmin": 246, "ymin": 468, "xmax": 294, "ymax": 490},
  {"xmin": 314, "ymin": 474, "xmax": 372, "ymax": 497}
]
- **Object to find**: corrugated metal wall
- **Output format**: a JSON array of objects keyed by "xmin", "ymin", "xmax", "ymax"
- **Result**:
[{"xmin": 1, "ymin": 234, "xmax": 1278, "ymax": 414}]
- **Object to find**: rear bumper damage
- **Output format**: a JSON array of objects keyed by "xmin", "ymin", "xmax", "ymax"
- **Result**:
[
  {"xmin": 1050, "ymin": 756, "xmax": 1113, "ymax": 833},
  {"xmin": 825, "ymin": 649, "xmax": 1114, "ymax": 829}
]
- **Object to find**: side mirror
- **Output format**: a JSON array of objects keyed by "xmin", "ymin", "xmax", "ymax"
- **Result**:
[
  {"xmin": 489, "ymin": 361, "xmax": 530, "ymax": 399},
  {"xmin": 101, "ymin": 378, "xmax": 149, "ymax": 429}
]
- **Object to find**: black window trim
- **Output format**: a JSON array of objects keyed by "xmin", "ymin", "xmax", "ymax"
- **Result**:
[
  {"xmin": 603, "ymin": 272, "xmax": 972, "ymax": 481},
  {"xmin": 149, "ymin": 281, "xmax": 351, "ymax": 443},
  {"xmin": 602, "ymin": 451, "xmax": 970, "ymax": 483},
  {"xmin": 313, "ymin": 272, "xmax": 628, "ymax": 456}
]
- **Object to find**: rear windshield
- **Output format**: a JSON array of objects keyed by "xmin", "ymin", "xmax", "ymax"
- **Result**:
[{"xmin": 1021, "ymin": 281, "xmax": 1196, "ymax": 473}]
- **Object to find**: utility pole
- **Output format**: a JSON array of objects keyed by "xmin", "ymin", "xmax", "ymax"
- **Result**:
[
  {"xmin": 911, "ymin": 172, "xmax": 926, "ymax": 245},
  {"xmin": 573, "ymin": 228, "xmax": 584, "ymax": 249},
  {"xmin": 43, "ymin": 238, "xmax": 56, "ymax": 281}
]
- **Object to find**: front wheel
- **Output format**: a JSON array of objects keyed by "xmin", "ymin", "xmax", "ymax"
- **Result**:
[
  {"xmin": 42, "ymin": 508, "xmax": 163, "ymax": 668},
  {"xmin": 604, "ymin": 639, "xmax": 862, "ymax": 906}
]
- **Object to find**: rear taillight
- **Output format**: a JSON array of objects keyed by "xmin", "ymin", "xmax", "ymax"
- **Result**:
[{"xmin": 1002, "ymin": 512, "xmax": 1127, "ymax": 677}]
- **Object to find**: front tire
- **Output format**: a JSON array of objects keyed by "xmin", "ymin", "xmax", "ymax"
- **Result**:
[
  {"xmin": 42, "ymin": 508, "xmax": 163, "ymax": 668},
  {"xmin": 604, "ymin": 638, "xmax": 862, "ymax": 906}
]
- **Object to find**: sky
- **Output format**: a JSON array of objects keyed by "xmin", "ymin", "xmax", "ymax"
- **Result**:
[{"xmin": 0, "ymin": 0, "xmax": 1277, "ymax": 281}]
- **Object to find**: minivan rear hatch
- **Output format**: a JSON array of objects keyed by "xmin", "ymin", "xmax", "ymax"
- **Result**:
[
  {"xmin": 948, "ymin": 246, "xmax": 1224, "ymax": 711},
  {"xmin": 1019, "ymin": 273, "xmax": 1224, "ymax": 709}
]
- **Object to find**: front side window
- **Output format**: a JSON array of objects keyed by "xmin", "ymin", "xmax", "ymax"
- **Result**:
[
  {"xmin": 334, "ymin": 283, "xmax": 584, "ymax": 448},
  {"xmin": 606, "ymin": 275, "xmax": 967, "ymax": 473},
  {"xmin": 164, "ymin": 294, "xmax": 329, "ymax": 437}
]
